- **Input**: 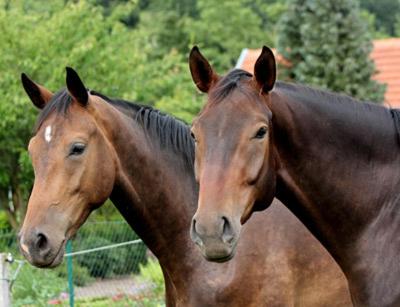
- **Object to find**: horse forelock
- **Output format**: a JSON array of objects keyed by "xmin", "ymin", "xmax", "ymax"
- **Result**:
[
  {"xmin": 34, "ymin": 89, "xmax": 73, "ymax": 133},
  {"xmin": 208, "ymin": 69, "xmax": 253, "ymax": 105}
]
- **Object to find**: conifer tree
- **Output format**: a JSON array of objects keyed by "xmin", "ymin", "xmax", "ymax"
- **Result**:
[{"xmin": 277, "ymin": 0, "xmax": 386, "ymax": 103}]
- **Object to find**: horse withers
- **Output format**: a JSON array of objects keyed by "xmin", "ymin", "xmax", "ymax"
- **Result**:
[{"xmin": 189, "ymin": 46, "xmax": 400, "ymax": 306}]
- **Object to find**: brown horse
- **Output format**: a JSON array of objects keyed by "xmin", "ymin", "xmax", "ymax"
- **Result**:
[
  {"xmin": 189, "ymin": 46, "xmax": 400, "ymax": 306},
  {"xmin": 19, "ymin": 68, "xmax": 352, "ymax": 306}
]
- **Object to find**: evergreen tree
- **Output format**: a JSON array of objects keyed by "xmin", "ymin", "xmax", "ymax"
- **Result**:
[
  {"xmin": 277, "ymin": 0, "xmax": 386, "ymax": 103},
  {"xmin": 360, "ymin": 0, "xmax": 400, "ymax": 37}
]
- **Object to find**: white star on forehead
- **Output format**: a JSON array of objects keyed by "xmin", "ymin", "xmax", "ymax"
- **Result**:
[{"xmin": 44, "ymin": 125, "xmax": 52, "ymax": 143}]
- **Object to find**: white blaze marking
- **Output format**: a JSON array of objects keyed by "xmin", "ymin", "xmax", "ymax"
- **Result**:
[{"xmin": 44, "ymin": 125, "xmax": 52, "ymax": 143}]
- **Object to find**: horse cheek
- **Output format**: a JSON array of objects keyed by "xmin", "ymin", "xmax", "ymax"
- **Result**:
[{"xmin": 90, "ymin": 144, "xmax": 116, "ymax": 205}]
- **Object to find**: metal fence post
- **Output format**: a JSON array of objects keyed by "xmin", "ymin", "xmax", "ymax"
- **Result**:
[
  {"xmin": 0, "ymin": 253, "xmax": 10, "ymax": 306},
  {"xmin": 66, "ymin": 241, "xmax": 74, "ymax": 307}
]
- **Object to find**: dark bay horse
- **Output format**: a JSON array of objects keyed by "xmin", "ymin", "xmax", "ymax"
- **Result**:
[
  {"xmin": 189, "ymin": 46, "xmax": 400, "ymax": 306},
  {"xmin": 19, "ymin": 68, "xmax": 352, "ymax": 306}
]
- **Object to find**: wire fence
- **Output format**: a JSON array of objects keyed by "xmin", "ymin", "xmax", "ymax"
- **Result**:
[{"xmin": 0, "ymin": 220, "xmax": 165, "ymax": 306}]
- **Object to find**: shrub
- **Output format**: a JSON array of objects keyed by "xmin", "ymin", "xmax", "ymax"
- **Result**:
[
  {"xmin": 55, "ymin": 262, "xmax": 93, "ymax": 287},
  {"xmin": 74, "ymin": 235, "xmax": 147, "ymax": 278},
  {"xmin": 12, "ymin": 263, "xmax": 67, "ymax": 306},
  {"xmin": 0, "ymin": 211, "xmax": 12, "ymax": 232},
  {"xmin": 277, "ymin": 0, "xmax": 386, "ymax": 102},
  {"xmin": 0, "ymin": 231, "xmax": 18, "ymax": 253},
  {"xmin": 75, "ymin": 236, "xmax": 116, "ymax": 278},
  {"xmin": 71, "ymin": 221, "xmax": 147, "ymax": 278},
  {"xmin": 71, "ymin": 263, "xmax": 94, "ymax": 287}
]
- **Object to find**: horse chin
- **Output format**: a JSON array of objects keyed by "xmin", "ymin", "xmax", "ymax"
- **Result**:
[
  {"xmin": 30, "ymin": 239, "xmax": 67, "ymax": 269},
  {"xmin": 204, "ymin": 250, "xmax": 236, "ymax": 263},
  {"xmin": 199, "ymin": 240, "xmax": 238, "ymax": 263},
  {"xmin": 47, "ymin": 243, "xmax": 66, "ymax": 268}
]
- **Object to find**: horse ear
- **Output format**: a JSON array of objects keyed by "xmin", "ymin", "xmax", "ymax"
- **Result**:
[
  {"xmin": 21, "ymin": 73, "xmax": 53, "ymax": 109},
  {"xmin": 66, "ymin": 67, "xmax": 88, "ymax": 106},
  {"xmin": 253, "ymin": 46, "xmax": 276, "ymax": 93},
  {"xmin": 189, "ymin": 46, "xmax": 219, "ymax": 93}
]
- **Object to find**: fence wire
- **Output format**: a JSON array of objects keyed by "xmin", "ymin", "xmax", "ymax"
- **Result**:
[{"xmin": 0, "ymin": 220, "xmax": 165, "ymax": 306}]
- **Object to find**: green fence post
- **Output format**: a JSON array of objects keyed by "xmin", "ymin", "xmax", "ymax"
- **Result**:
[{"xmin": 66, "ymin": 240, "xmax": 74, "ymax": 307}]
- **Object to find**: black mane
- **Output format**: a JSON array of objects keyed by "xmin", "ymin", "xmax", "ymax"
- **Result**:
[
  {"xmin": 211, "ymin": 68, "xmax": 382, "ymax": 110},
  {"xmin": 275, "ymin": 81, "xmax": 381, "ymax": 110},
  {"xmin": 34, "ymin": 89, "xmax": 195, "ymax": 168}
]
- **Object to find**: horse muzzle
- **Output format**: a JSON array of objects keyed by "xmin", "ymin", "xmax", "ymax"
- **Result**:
[
  {"xmin": 19, "ymin": 228, "xmax": 66, "ymax": 268},
  {"xmin": 190, "ymin": 213, "xmax": 240, "ymax": 262}
]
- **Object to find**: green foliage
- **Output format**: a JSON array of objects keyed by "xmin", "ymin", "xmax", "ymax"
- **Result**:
[
  {"xmin": 12, "ymin": 263, "xmax": 67, "ymax": 307},
  {"xmin": 360, "ymin": 0, "xmax": 400, "ymax": 37},
  {"xmin": 73, "ymin": 222, "xmax": 147, "ymax": 278},
  {"xmin": 89, "ymin": 200, "xmax": 123, "ymax": 221},
  {"xmin": 183, "ymin": 0, "xmax": 271, "ymax": 71},
  {"xmin": 360, "ymin": 9, "xmax": 390, "ymax": 39},
  {"xmin": 71, "ymin": 295, "xmax": 165, "ymax": 307},
  {"xmin": 0, "ymin": 211, "xmax": 12, "ymax": 232},
  {"xmin": 248, "ymin": 0, "xmax": 288, "ymax": 32},
  {"xmin": 71, "ymin": 264, "xmax": 94, "ymax": 287},
  {"xmin": 153, "ymin": 52, "xmax": 203, "ymax": 123},
  {"xmin": 138, "ymin": 258, "xmax": 165, "ymax": 298},
  {"xmin": 394, "ymin": 15, "xmax": 400, "ymax": 37},
  {"xmin": 56, "ymin": 262, "xmax": 94, "ymax": 287},
  {"xmin": 0, "ymin": 232, "xmax": 18, "ymax": 252},
  {"xmin": 137, "ymin": 0, "xmax": 285, "ymax": 72},
  {"xmin": 277, "ymin": 0, "xmax": 386, "ymax": 103}
]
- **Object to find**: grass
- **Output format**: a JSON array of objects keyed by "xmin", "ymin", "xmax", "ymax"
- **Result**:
[{"xmin": 51, "ymin": 295, "xmax": 165, "ymax": 307}]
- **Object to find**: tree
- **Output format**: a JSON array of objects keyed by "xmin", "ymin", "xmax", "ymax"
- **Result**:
[
  {"xmin": 277, "ymin": 0, "xmax": 386, "ymax": 103},
  {"xmin": 136, "ymin": 0, "xmax": 275, "ymax": 71},
  {"xmin": 0, "ymin": 0, "xmax": 200, "ymax": 228},
  {"xmin": 360, "ymin": 9, "xmax": 389, "ymax": 39},
  {"xmin": 360, "ymin": 0, "xmax": 400, "ymax": 37},
  {"xmin": 183, "ymin": 0, "xmax": 271, "ymax": 71},
  {"xmin": 246, "ymin": 0, "xmax": 287, "ymax": 35}
]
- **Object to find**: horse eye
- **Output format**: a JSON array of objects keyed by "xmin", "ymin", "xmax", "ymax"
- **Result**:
[
  {"xmin": 69, "ymin": 143, "xmax": 86, "ymax": 156},
  {"xmin": 190, "ymin": 131, "xmax": 196, "ymax": 141},
  {"xmin": 254, "ymin": 126, "xmax": 268, "ymax": 139}
]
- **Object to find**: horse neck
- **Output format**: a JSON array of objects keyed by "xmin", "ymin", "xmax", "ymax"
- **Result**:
[
  {"xmin": 91, "ymin": 99, "xmax": 200, "ymax": 281},
  {"xmin": 270, "ymin": 84, "xmax": 400, "ymax": 303}
]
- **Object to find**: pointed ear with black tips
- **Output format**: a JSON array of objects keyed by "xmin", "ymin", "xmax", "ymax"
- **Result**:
[
  {"xmin": 253, "ymin": 46, "xmax": 276, "ymax": 93},
  {"xmin": 66, "ymin": 67, "xmax": 88, "ymax": 106},
  {"xmin": 189, "ymin": 46, "xmax": 219, "ymax": 93},
  {"xmin": 21, "ymin": 73, "xmax": 53, "ymax": 109}
]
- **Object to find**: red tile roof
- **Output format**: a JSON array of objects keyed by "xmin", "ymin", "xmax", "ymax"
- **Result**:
[{"xmin": 236, "ymin": 38, "xmax": 400, "ymax": 107}]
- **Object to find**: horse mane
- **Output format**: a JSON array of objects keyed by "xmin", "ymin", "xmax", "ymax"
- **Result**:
[
  {"xmin": 34, "ymin": 89, "xmax": 195, "ymax": 169},
  {"xmin": 275, "ymin": 81, "xmax": 380, "ymax": 111},
  {"xmin": 211, "ymin": 68, "xmax": 379, "ymax": 109},
  {"xmin": 209, "ymin": 69, "xmax": 253, "ymax": 103}
]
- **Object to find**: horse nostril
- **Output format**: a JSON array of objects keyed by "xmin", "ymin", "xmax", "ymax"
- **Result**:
[
  {"xmin": 222, "ymin": 216, "xmax": 234, "ymax": 244},
  {"xmin": 35, "ymin": 232, "xmax": 48, "ymax": 250},
  {"xmin": 190, "ymin": 218, "xmax": 203, "ymax": 247},
  {"xmin": 191, "ymin": 218, "xmax": 197, "ymax": 234}
]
